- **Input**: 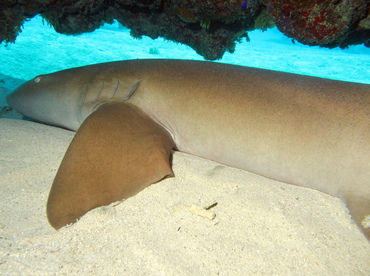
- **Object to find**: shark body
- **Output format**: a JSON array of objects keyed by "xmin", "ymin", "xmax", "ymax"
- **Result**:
[{"xmin": 6, "ymin": 59, "xmax": 370, "ymax": 240}]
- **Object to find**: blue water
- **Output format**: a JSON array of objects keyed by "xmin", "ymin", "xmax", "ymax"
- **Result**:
[
  {"xmin": 2, "ymin": 15, "xmax": 368, "ymax": 118},
  {"xmin": 0, "ymin": 13, "xmax": 369, "ymax": 112},
  {"xmin": 1, "ymin": 15, "xmax": 369, "ymax": 84}
]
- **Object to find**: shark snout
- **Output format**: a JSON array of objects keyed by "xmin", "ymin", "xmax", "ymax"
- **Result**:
[
  {"xmin": 6, "ymin": 77, "xmax": 83, "ymax": 131},
  {"xmin": 6, "ymin": 79, "xmax": 45, "ymax": 119},
  {"xmin": 6, "ymin": 86, "xmax": 29, "ymax": 116}
]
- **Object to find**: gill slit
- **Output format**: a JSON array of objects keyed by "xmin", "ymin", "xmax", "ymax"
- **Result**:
[
  {"xmin": 97, "ymin": 80, "xmax": 104, "ymax": 100},
  {"xmin": 111, "ymin": 78, "xmax": 120, "ymax": 99},
  {"xmin": 124, "ymin": 79, "xmax": 143, "ymax": 101}
]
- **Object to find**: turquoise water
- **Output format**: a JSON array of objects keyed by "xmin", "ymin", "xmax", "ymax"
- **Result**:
[{"xmin": 1, "ymin": 15, "xmax": 369, "ymax": 84}]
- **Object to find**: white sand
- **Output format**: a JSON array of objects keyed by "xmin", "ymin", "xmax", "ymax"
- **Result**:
[
  {"xmin": 1, "ymin": 119, "xmax": 369, "ymax": 275},
  {"xmin": 0, "ymin": 16, "xmax": 369, "ymax": 275}
]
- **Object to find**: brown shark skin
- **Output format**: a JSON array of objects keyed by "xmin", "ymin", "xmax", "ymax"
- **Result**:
[
  {"xmin": 6, "ymin": 60, "xmax": 370, "ymax": 239},
  {"xmin": 46, "ymin": 102, "xmax": 175, "ymax": 230}
]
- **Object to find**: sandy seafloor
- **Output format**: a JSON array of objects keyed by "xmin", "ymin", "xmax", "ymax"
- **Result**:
[{"xmin": 0, "ymin": 16, "xmax": 369, "ymax": 275}]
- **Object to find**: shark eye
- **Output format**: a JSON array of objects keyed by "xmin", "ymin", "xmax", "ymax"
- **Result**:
[{"xmin": 34, "ymin": 77, "xmax": 41, "ymax": 83}]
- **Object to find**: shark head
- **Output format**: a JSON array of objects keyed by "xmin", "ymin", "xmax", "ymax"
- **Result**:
[
  {"xmin": 6, "ymin": 68, "xmax": 88, "ymax": 131},
  {"xmin": 7, "ymin": 63, "xmax": 144, "ymax": 131}
]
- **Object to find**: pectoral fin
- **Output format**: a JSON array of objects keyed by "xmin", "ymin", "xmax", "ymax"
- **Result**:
[{"xmin": 47, "ymin": 102, "xmax": 175, "ymax": 229}]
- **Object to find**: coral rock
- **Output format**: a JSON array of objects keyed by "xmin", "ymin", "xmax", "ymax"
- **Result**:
[{"xmin": 0, "ymin": 1, "xmax": 369, "ymax": 59}]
